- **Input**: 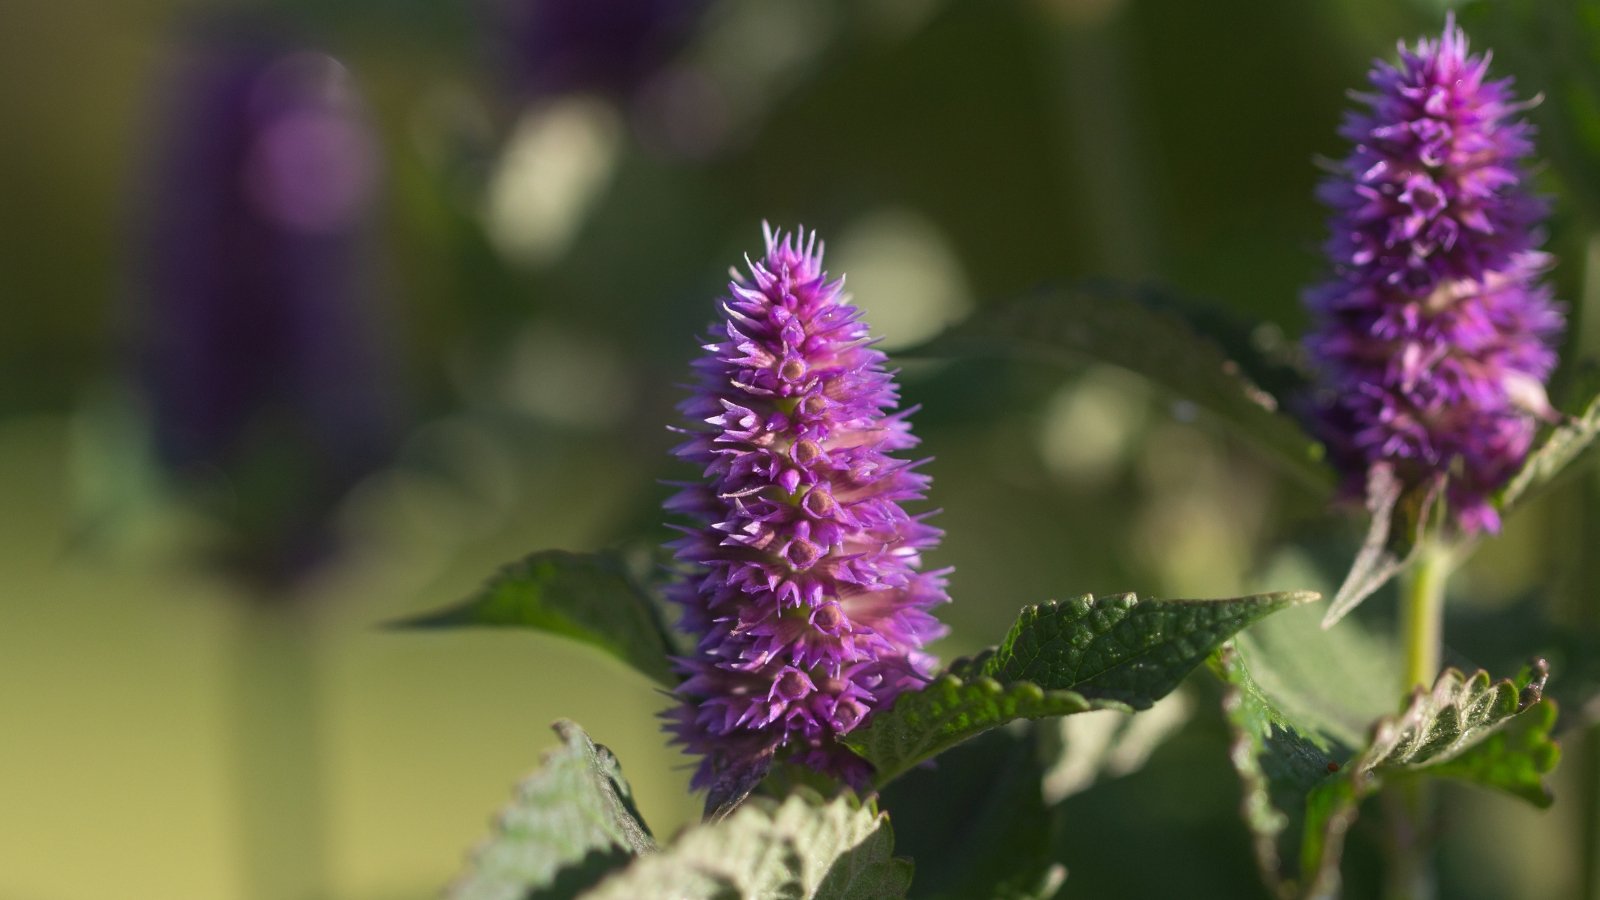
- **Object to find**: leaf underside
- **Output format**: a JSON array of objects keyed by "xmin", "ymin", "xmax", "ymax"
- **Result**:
[
  {"xmin": 846, "ymin": 590, "xmax": 1318, "ymax": 786},
  {"xmin": 581, "ymin": 789, "xmax": 912, "ymax": 900},
  {"xmin": 449, "ymin": 720, "xmax": 655, "ymax": 900},
  {"xmin": 1215, "ymin": 645, "xmax": 1557, "ymax": 900}
]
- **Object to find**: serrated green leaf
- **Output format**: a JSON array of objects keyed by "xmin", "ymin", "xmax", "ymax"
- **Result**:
[
  {"xmin": 1428, "ymin": 696, "xmax": 1561, "ymax": 807},
  {"xmin": 449, "ymin": 720, "xmax": 655, "ymax": 900},
  {"xmin": 882, "ymin": 728, "xmax": 1066, "ymax": 900},
  {"xmin": 845, "ymin": 672, "xmax": 1120, "ymax": 788},
  {"xmin": 1212, "ymin": 644, "xmax": 1347, "ymax": 900},
  {"xmin": 913, "ymin": 287, "xmax": 1330, "ymax": 490},
  {"xmin": 976, "ymin": 591, "xmax": 1321, "ymax": 706},
  {"xmin": 580, "ymin": 789, "xmax": 911, "ymax": 900},
  {"xmin": 1497, "ymin": 369, "xmax": 1600, "ymax": 513},
  {"xmin": 1215, "ymin": 646, "xmax": 1556, "ymax": 900},
  {"xmin": 395, "ymin": 549, "xmax": 676, "ymax": 686},
  {"xmin": 847, "ymin": 591, "xmax": 1318, "ymax": 786}
]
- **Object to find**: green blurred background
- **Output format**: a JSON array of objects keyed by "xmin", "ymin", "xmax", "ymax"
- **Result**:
[{"xmin": 4, "ymin": 0, "xmax": 1599, "ymax": 897}]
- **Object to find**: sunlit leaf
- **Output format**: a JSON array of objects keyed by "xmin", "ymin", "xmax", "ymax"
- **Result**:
[
  {"xmin": 1215, "ymin": 645, "xmax": 1555, "ymax": 900},
  {"xmin": 395, "ymin": 549, "xmax": 677, "ymax": 687},
  {"xmin": 449, "ymin": 720, "xmax": 655, "ymax": 900},
  {"xmin": 580, "ymin": 789, "xmax": 911, "ymax": 900},
  {"xmin": 847, "ymin": 590, "xmax": 1318, "ymax": 786}
]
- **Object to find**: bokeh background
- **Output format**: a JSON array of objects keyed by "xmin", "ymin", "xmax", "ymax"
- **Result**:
[{"xmin": 4, "ymin": 0, "xmax": 1599, "ymax": 898}]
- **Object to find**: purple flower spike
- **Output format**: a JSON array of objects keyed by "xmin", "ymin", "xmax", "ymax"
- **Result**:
[
  {"xmin": 1304, "ymin": 15, "xmax": 1564, "ymax": 534},
  {"xmin": 665, "ymin": 226, "xmax": 949, "ymax": 790}
]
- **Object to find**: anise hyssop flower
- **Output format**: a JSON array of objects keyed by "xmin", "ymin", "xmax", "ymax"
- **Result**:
[
  {"xmin": 665, "ymin": 226, "xmax": 949, "ymax": 789},
  {"xmin": 1304, "ymin": 16, "xmax": 1564, "ymax": 534}
]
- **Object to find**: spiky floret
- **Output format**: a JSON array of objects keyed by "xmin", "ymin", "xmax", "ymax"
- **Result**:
[
  {"xmin": 664, "ymin": 225, "xmax": 949, "ymax": 789},
  {"xmin": 1304, "ymin": 15, "xmax": 1564, "ymax": 534}
]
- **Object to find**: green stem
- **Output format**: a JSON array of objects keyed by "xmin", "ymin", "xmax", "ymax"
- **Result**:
[
  {"xmin": 230, "ymin": 599, "xmax": 327, "ymax": 900},
  {"xmin": 1399, "ymin": 540, "xmax": 1451, "ymax": 691},
  {"xmin": 1385, "ymin": 538, "xmax": 1453, "ymax": 900}
]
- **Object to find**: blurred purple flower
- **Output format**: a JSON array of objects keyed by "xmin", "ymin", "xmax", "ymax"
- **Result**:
[
  {"xmin": 135, "ymin": 29, "xmax": 394, "ymax": 584},
  {"xmin": 490, "ymin": 0, "xmax": 707, "ymax": 100},
  {"xmin": 664, "ymin": 226, "xmax": 949, "ymax": 790},
  {"xmin": 1304, "ymin": 15, "xmax": 1564, "ymax": 534}
]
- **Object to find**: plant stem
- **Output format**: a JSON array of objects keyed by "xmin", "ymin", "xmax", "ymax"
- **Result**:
[
  {"xmin": 230, "ymin": 598, "xmax": 327, "ymax": 900},
  {"xmin": 1385, "ymin": 537, "xmax": 1452, "ymax": 900},
  {"xmin": 1399, "ymin": 540, "xmax": 1451, "ymax": 692}
]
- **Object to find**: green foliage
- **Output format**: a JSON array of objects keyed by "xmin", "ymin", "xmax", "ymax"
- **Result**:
[
  {"xmin": 882, "ymin": 728, "xmax": 1067, "ymax": 900},
  {"xmin": 1322, "ymin": 465, "xmax": 1443, "ymax": 628},
  {"xmin": 844, "ymin": 670, "xmax": 1118, "ymax": 788},
  {"xmin": 396, "ymin": 549, "xmax": 677, "ymax": 686},
  {"xmin": 915, "ymin": 286, "xmax": 1330, "ymax": 490},
  {"xmin": 1497, "ymin": 371, "xmax": 1600, "ymax": 513},
  {"xmin": 581, "ymin": 789, "xmax": 912, "ymax": 900},
  {"xmin": 846, "ymin": 591, "xmax": 1317, "ymax": 786},
  {"xmin": 1215, "ymin": 644, "xmax": 1557, "ymax": 900},
  {"xmin": 449, "ymin": 720, "xmax": 655, "ymax": 900}
]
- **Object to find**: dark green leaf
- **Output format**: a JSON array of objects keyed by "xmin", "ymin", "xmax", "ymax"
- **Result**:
[
  {"xmin": 882, "ymin": 728, "xmax": 1067, "ymax": 900},
  {"xmin": 912, "ymin": 287, "xmax": 1330, "ymax": 490},
  {"xmin": 580, "ymin": 789, "xmax": 911, "ymax": 900},
  {"xmin": 847, "ymin": 590, "xmax": 1318, "ymax": 786},
  {"xmin": 1215, "ymin": 645, "xmax": 1556, "ymax": 900},
  {"xmin": 844, "ymin": 670, "xmax": 1119, "ymax": 789},
  {"xmin": 450, "ymin": 720, "xmax": 655, "ymax": 900},
  {"xmin": 395, "ymin": 549, "xmax": 677, "ymax": 687}
]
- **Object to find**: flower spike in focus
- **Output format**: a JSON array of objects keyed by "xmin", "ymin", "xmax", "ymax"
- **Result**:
[{"xmin": 664, "ymin": 225, "xmax": 949, "ymax": 796}]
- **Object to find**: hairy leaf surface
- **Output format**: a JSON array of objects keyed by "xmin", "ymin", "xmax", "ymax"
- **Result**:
[
  {"xmin": 450, "ymin": 720, "xmax": 654, "ymax": 900},
  {"xmin": 581, "ymin": 789, "xmax": 911, "ymax": 900},
  {"xmin": 1216, "ymin": 645, "xmax": 1556, "ymax": 900},
  {"xmin": 847, "ymin": 591, "xmax": 1317, "ymax": 786}
]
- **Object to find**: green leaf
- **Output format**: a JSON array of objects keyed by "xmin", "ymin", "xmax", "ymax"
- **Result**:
[
  {"xmin": 580, "ymin": 789, "xmax": 911, "ymax": 900},
  {"xmin": 914, "ymin": 287, "xmax": 1330, "ymax": 490},
  {"xmin": 1215, "ymin": 645, "xmax": 1556, "ymax": 899},
  {"xmin": 1427, "ymin": 692, "xmax": 1561, "ymax": 807},
  {"xmin": 882, "ymin": 728, "xmax": 1067, "ymax": 900},
  {"xmin": 395, "ymin": 549, "xmax": 677, "ymax": 687},
  {"xmin": 1322, "ymin": 464, "xmax": 1443, "ymax": 628},
  {"xmin": 1497, "ymin": 368, "xmax": 1600, "ymax": 513},
  {"xmin": 844, "ymin": 671, "xmax": 1121, "ymax": 789},
  {"xmin": 450, "ymin": 720, "xmax": 655, "ymax": 900},
  {"xmin": 846, "ymin": 590, "xmax": 1318, "ymax": 786}
]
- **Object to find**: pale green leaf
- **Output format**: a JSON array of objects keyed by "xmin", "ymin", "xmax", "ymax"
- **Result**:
[
  {"xmin": 450, "ymin": 720, "xmax": 655, "ymax": 900},
  {"xmin": 580, "ymin": 790, "xmax": 911, "ymax": 900}
]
